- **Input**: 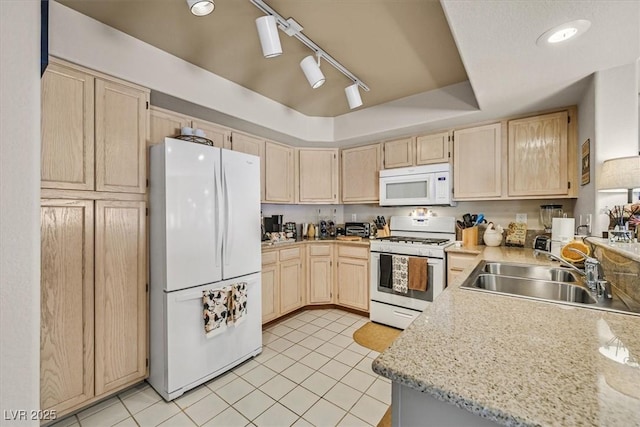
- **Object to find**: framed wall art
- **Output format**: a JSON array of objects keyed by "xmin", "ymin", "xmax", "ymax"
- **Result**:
[{"xmin": 581, "ymin": 138, "xmax": 590, "ymax": 186}]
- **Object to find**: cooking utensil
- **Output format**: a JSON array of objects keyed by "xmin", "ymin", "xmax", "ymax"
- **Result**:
[
  {"xmin": 457, "ymin": 220, "xmax": 466, "ymax": 229},
  {"xmin": 474, "ymin": 214, "xmax": 485, "ymax": 226},
  {"xmin": 463, "ymin": 213, "xmax": 473, "ymax": 228}
]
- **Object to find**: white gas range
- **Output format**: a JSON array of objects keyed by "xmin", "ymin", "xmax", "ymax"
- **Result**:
[{"xmin": 369, "ymin": 216, "xmax": 456, "ymax": 329}]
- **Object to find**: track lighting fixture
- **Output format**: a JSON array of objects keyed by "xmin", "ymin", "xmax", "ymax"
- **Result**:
[
  {"xmin": 250, "ymin": 0, "xmax": 369, "ymax": 106},
  {"xmin": 345, "ymin": 83, "xmax": 363, "ymax": 109},
  {"xmin": 186, "ymin": 0, "xmax": 214, "ymax": 16},
  {"xmin": 300, "ymin": 54, "xmax": 325, "ymax": 89},
  {"xmin": 255, "ymin": 15, "xmax": 282, "ymax": 58}
]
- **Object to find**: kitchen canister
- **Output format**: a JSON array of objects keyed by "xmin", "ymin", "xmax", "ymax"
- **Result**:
[{"xmin": 483, "ymin": 223, "xmax": 504, "ymax": 247}]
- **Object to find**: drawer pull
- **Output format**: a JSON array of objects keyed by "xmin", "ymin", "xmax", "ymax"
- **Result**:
[{"xmin": 393, "ymin": 310, "xmax": 414, "ymax": 319}]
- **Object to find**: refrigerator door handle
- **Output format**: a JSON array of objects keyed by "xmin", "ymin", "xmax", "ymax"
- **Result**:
[
  {"xmin": 175, "ymin": 291, "xmax": 205, "ymax": 302},
  {"xmin": 214, "ymin": 163, "xmax": 223, "ymax": 268},
  {"xmin": 223, "ymin": 164, "xmax": 232, "ymax": 266}
]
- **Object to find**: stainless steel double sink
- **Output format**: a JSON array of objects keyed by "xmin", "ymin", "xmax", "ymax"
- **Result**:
[{"xmin": 460, "ymin": 261, "xmax": 639, "ymax": 315}]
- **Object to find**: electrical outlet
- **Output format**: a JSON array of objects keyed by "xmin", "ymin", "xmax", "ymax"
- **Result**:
[
  {"xmin": 351, "ymin": 214, "xmax": 357, "ymax": 221},
  {"xmin": 515, "ymin": 213, "xmax": 527, "ymax": 224}
]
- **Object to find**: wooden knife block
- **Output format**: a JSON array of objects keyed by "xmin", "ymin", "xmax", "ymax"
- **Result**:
[
  {"xmin": 377, "ymin": 225, "xmax": 390, "ymax": 238},
  {"xmin": 462, "ymin": 226, "xmax": 478, "ymax": 247}
]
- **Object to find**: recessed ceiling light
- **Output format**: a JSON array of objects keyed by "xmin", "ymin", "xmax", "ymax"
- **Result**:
[{"xmin": 536, "ymin": 19, "xmax": 591, "ymax": 46}]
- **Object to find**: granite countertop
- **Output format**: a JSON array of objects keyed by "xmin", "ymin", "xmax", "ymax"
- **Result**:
[
  {"xmin": 588, "ymin": 237, "xmax": 640, "ymax": 263},
  {"xmin": 445, "ymin": 243, "xmax": 485, "ymax": 255},
  {"xmin": 261, "ymin": 237, "xmax": 371, "ymax": 249},
  {"xmin": 372, "ymin": 246, "xmax": 640, "ymax": 427}
]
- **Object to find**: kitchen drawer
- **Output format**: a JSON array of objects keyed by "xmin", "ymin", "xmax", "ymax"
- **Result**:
[
  {"xmin": 279, "ymin": 246, "xmax": 301, "ymax": 261},
  {"xmin": 262, "ymin": 250, "xmax": 278, "ymax": 265},
  {"xmin": 448, "ymin": 253, "xmax": 477, "ymax": 270},
  {"xmin": 309, "ymin": 244, "xmax": 331, "ymax": 256},
  {"xmin": 337, "ymin": 245, "xmax": 369, "ymax": 259}
]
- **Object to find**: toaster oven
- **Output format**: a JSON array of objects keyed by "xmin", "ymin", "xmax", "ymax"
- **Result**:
[{"xmin": 345, "ymin": 222, "xmax": 370, "ymax": 238}]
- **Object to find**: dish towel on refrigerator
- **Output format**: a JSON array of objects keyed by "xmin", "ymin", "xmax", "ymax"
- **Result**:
[
  {"xmin": 203, "ymin": 286, "xmax": 231, "ymax": 338},
  {"xmin": 392, "ymin": 255, "xmax": 408, "ymax": 294},
  {"xmin": 231, "ymin": 282, "xmax": 248, "ymax": 326},
  {"xmin": 408, "ymin": 257, "xmax": 428, "ymax": 292}
]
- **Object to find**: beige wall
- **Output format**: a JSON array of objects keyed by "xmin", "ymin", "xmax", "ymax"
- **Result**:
[{"xmin": 0, "ymin": 0, "xmax": 41, "ymax": 423}]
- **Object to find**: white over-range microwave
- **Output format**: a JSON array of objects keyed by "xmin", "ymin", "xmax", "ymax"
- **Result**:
[{"xmin": 379, "ymin": 163, "xmax": 453, "ymax": 206}]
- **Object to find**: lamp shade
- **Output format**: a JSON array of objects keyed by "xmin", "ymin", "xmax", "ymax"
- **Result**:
[
  {"xmin": 345, "ymin": 83, "xmax": 363, "ymax": 109},
  {"xmin": 300, "ymin": 55, "xmax": 325, "ymax": 89},
  {"xmin": 186, "ymin": 0, "xmax": 214, "ymax": 16},
  {"xmin": 599, "ymin": 155, "xmax": 640, "ymax": 202},
  {"xmin": 255, "ymin": 16, "xmax": 282, "ymax": 58}
]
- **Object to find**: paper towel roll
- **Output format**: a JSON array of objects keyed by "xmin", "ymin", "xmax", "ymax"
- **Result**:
[{"xmin": 551, "ymin": 218, "xmax": 575, "ymax": 243}]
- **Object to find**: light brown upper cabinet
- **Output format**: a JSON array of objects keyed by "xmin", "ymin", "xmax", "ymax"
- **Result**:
[
  {"xmin": 383, "ymin": 137, "xmax": 415, "ymax": 169},
  {"xmin": 95, "ymin": 80, "xmax": 148, "ymax": 194},
  {"xmin": 192, "ymin": 119, "xmax": 231, "ymax": 150},
  {"xmin": 149, "ymin": 106, "xmax": 190, "ymax": 145},
  {"xmin": 341, "ymin": 143, "xmax": 382, "ymax": 203},
  {"xmin": 231, "ymin": 132, "xmax": 266, "ymax": 201},
  {"xmin": 264, "ymin": 141, "xmax": 294, "ymax": 203},
  {"xmin": 453, "ymin": 123, "xmax": 503, "ymax": 200},
  {"xmin": 298, "ymin": 149, "xmax": 339, "ymax": 204},
  {"xmin": 41, "ymin": 63, "xmax": 95, "ymax": 191},
  {"xmin": 149, "ymin": 107, "xmax": 231, "ymax": 150},
  {"xmin": 41, "ymin": 60, "xmax": 149, "ymax": 194},
  {"xmin": 508, "ymin": 111, "xmax": 570, "ymax": 197},
  {"xmin": 416, "ymin": 131, "xmax": 450, "ymax": 165}
]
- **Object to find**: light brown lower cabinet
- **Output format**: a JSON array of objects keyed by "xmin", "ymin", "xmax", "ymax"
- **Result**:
[
  {"xmin": 262, "ymin": 243, "xmax": 370, "ymax": 324},
  {"xmin": 41, "ymin": 198, "xmax": 147, "ymax": 417},
  {"xmin": 447, "ymin": 252, "xmax": 478, "ymax": 286},
  {"xmin": 261, "ymin": 246, "xmax": 305, "ymax": 324},
  {"xmin": 308, "ymin": 244, "xmax": 334, "ymax": 304},
  {"xmin": 336, "ymin": 245, "xmax": 370, "ymax": 311}
]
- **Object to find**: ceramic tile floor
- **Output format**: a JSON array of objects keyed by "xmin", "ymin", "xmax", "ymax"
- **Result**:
[{"xmin": 50, "ymin": 308, "xmax": 390, "ymax": 427}]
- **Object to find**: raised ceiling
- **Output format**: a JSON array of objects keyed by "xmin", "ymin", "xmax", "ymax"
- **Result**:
[{"xmin": 57, "ymin": 0, "xmax": 469, "ymax": 117}]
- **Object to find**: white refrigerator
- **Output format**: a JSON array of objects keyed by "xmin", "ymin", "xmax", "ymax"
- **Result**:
[{"xmin": 148, "ymin": 137, "xmax": 262, "ymax": 401}]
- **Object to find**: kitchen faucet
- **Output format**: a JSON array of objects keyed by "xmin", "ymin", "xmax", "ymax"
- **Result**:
[{"xmin": 532, "ymin": 249, "xmax": 611, "ymax": 299}]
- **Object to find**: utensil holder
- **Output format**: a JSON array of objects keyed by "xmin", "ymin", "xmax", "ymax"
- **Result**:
[{"xmin": 462, "ymin": 226, "xmax": 478, "ymax": 247}]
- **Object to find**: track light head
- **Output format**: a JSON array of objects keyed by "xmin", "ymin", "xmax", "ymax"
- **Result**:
[
  {"xmin": 255, "ymin": 15, "xmax": 282, "ymax": 58},
  {"xmin": 300, "ymin": 55, "xmax": 325, "ymax": 89},
  {"xmin": 345, "ymin": 83, "xmax": 363, "ymax": 109},
  {"xmin": 186, "ymin": 0, "xmax": 214, "ymax": 16}
]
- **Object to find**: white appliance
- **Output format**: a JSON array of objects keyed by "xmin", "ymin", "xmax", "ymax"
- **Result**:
[
  {"xmin": 369, "ymin": 216, "xmax": 456, "ymax": 329},
  {"xmin": 551, "ymin": 217, "xmax": 575, "ymax": 257},
  {"xmin": 379, "ymin": 163, "xmax": 453, "ymax": 206},
  {"xmin": 148, "ymin": 137, "xmax": 262, "ymax": 401}
]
